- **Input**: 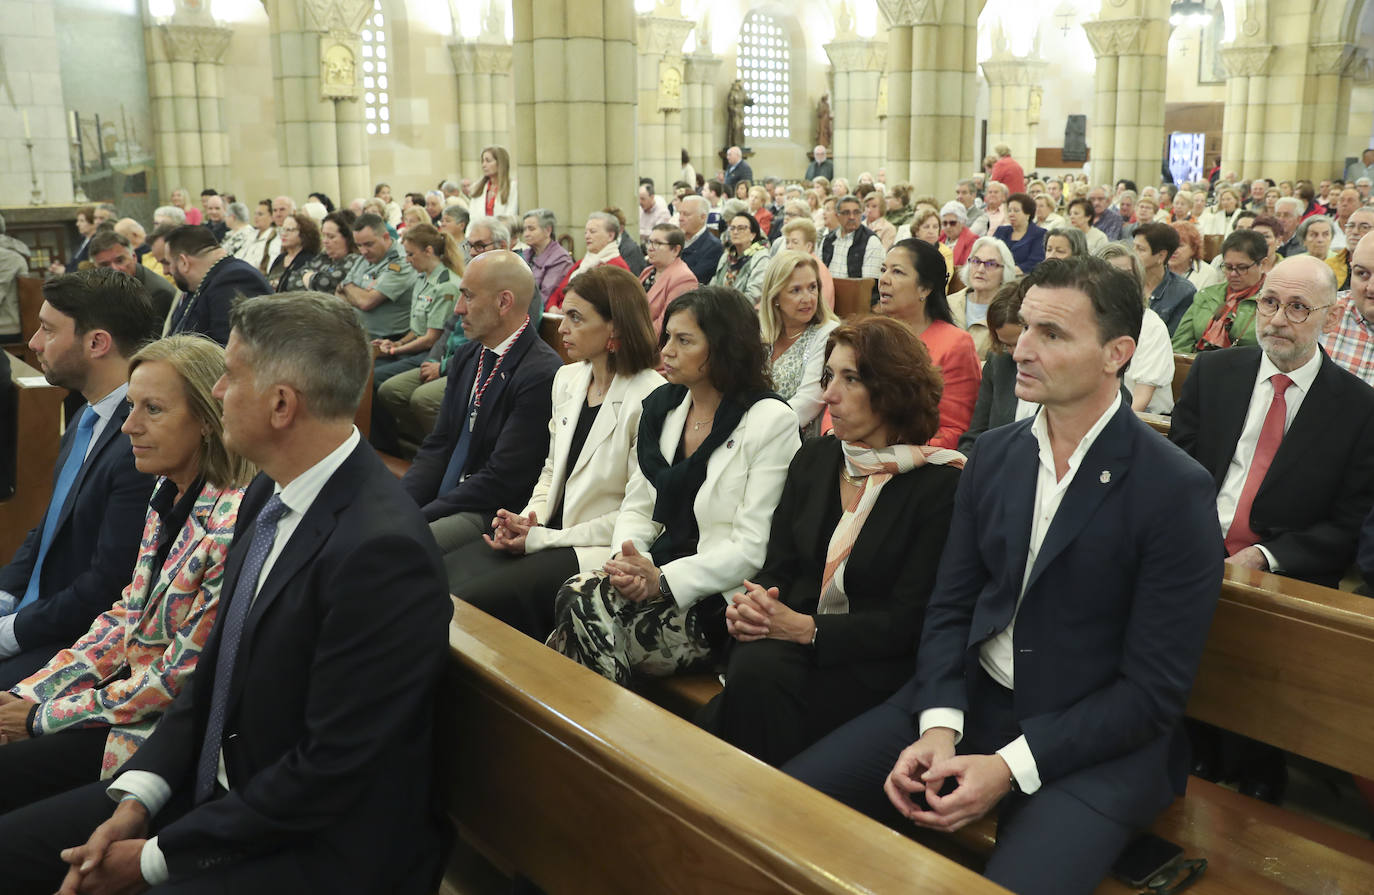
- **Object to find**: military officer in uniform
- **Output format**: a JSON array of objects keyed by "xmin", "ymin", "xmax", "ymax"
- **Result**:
[{"xmin": 339, "ymin": 212, "xmax": 418, "ymax": 340}]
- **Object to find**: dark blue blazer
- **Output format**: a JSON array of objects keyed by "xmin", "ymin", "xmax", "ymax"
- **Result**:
[
  {"xmin": 725, "ymin": 161, "xmax": 754, "ymax": 196},
  {"xmin": 681, "ymin": 230, "xmax": 724, "ymax": 284},
  {"xmin": 403, "ymin": 323, "xmax": 562, "ymax": 523},
  {"xmin": 169, "ymin": 257, "xmax": 272, "ymax": 346},
  {"xmin": 908, "ymin": 397, "xmax": 1223, "ymax": 826},
  {"xmin": 0, "ymin": 398, "xmax": 153, "ymax": 649},
  {"xmin": 993, "ymin": 222, "xmax": 1047, "ymax": 273},
  {"xmin": 122, "ymin": 444, "xmax": 450, "ymax": 891}
]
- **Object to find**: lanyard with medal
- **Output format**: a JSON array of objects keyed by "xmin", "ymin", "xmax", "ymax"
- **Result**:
[{"xmin": 468, "ymin": 317, "xmax": 530, "ymax": 431}]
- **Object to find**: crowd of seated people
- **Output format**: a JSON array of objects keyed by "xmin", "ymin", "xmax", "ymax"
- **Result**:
[{"xmin": 8, "ymin": 144, "xmax": 1374, "ymax": 894}]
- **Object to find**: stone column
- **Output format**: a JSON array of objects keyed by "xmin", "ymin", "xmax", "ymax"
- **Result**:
[
  {"xmin": 824, "ymin": 38, "xmax": 886, "ymax": 182},
  {"xmin": 636, "ymin": 10, "xmax": 694, "ymax": 194},
  {"xmin": 449, "ymin": 41, "xmax": 513, "ymax": 170},
  {"xmin": 877, "ymin": 0, "xmax": 979, "ymax": 197},
  {"xmin": 1, "ymin": 0, "xmax": 73, "ymax": 205},
  {"xmin": 146, "ymin": 23, "xmax": 232, "ymax": 194},
  {"xmin": 514, "ymin": 0, "xmax": 637, "ymax": 257},
  {"xmin": 682, "ymin": 52, "xmax": 722, "ymax": 180},
  {"xmin": 269, "ymin": 0, "xmax": 373, "ymax": 204},
  {"xmin": 1082, "ymin": 6, "xmax": 1169, "ymax": 189},
  {"xmin": 1305, "ymin": 44, "xmax": 1357, "ymax": 182},
  {"xmin": 980, "ymin": 53, "xmax": 1048, "ymax": 175},
  {"xmin": 1218, "ymin": 44, "xmax": 1274, "ymax": 178}
]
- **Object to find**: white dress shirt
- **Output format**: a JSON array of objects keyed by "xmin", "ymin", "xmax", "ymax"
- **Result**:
[
  {"xmin": 1216, "ymin": 349, "xmax": 1322, "ymax": 571},
  {"xmin": 109, "ymin": 428, "xmax": 361, "ymax": 885},
  {"xmin": 1123, "ymin": 309, "xmax": 1176, "ymax": 415},
  {"xmin": 919, "ymin": 396, "xmax": 1121, "ymax": 795},
  {"xmin": 0, "ymin": 383, "xmax": 130, "ymax": 650}
]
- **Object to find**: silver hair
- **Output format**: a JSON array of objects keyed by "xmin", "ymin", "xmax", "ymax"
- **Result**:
[
  {"xmin": 226, "ymin": 202, "xmax": 250, "ymax": 225},
  {"xmin": 939, "ymin": 200, "xmax": 967, "ymax": 224},
  {"xmin": 1296, "ymin": 214, "xmax": 1335, "ymax": 243},
  {"xmin": 1274, "ymin": 196, "xmax": 1304, "ymax": 214},
  {"xmin": 961, "ymin": 235, "xmax": 1021, "ymax": 287},
  {"xmin": 586, "ymin": 211, "xmax": 620, "ymax": 239},
  {"xmin": 1045, "ymin": 227, "xmax": 1089, "ymax": 257},
  {"xmin": 426, "ymin": 190, "xmax": 444, "ymax": 202},
  {"xmin": 523, "ymin": 208, "xmax": 557, "ymax": 234},
  {"xmin": 680, "ymin": 194, "xmax": 709, "ymax": 215},
  {"xmin": 441, "ymin": 204, "xmax": 470, "ymax": 226},
  {"xmin": 720, "ymin": 198, "xmax": 750, "ymax": 221},
  {"xmin": 229, "ymin": 292, "xmax": 371, "ymax": 422},
  {"xmin": 468, "ymin": 215, "xmax": 511, "ymax": 246},
  {"xmin": 440, "ymin": 180, "xmax": 460, "ymax": 192},
  {"xmin": 783, "ymin": 199, "xmax": 810, "ymax": 217},
  {"xmin": 154, "ymin": 206, "xmax": 187, "ymax": 225}
]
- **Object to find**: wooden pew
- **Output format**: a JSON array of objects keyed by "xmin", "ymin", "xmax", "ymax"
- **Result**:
[
  {"xmin": 832, "ymin": 277, "xmax": 874, "ymax": 322},
  {"xmin": 1172, "ymin": 352, "xmax": 1195, "ymax": 402},
  {"xmin": 643, "ymin": 568, "xmax": 1374, "ymax": 893},
  {"xmin": 442, "ymin": 599, "xmax": 1010, "ymax": 895},
  {"xmin": 539, "ymin": 312, "xmax": 573, "ymax": 364},
  {"xmin": 1202, "ymin": 234, "xmax": 1223, "ymax": 263},
  {"xmin": 15, "ymin": 276, "xmax": 43, "ymax": 368},
  {"xmin": 0, "ymin": 355, "xmax": 66, "ymax": 558},
  {"xmin": 1137, "ymin": 410, "xmax": 1171, "ymax": 436}
]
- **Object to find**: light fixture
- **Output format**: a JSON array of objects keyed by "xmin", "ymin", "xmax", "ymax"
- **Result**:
[{"xmin": 1169, "ymin": 0, "xmax": 1212, "ymax": 28}]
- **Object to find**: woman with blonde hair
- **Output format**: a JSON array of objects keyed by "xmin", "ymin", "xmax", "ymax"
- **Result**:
[
  {"xmin": 0, "ymin": 334, "xmax": 251, "ymax": 819},
  {"xmin": 469, "ymin": 145, "xmax": 519, "ymax": 218},
  {"xmin": 748, "ymin": 184, "xmax": 774, "ymax": 235},
  {"xmin": 780, "ymin": 218, "xmax": 835, "ymax": 310},
  {"xmin": 759, "ymin": 251, "xmax": 840, "ymax": 435}
]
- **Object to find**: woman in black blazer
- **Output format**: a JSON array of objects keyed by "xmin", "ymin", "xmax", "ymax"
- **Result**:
[
  {"xmin": 957, "ymin": 280, "xmax": 1029, "ymax": 457},
  {"xmin": 695, "ymin": 316, "xmax": 963, "ymax": 766}
]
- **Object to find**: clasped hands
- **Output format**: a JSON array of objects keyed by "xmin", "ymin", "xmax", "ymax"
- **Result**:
[
  {"xmin": 0, "ymin": 691, "xmax": 35, "ymax": 744},
  {"xmin": 603, "ymin": 541, "xmax": 662, "ymax": 603},
  {"xmin": 725, "ymin": 580, "xmax": 815, "ymax": 645},
  {"xmin": 56, "ymin": 798, "xmax": 150, "ymax": 895},
  {"xmin": 484, "ymin": 509, "xmax": 538, "ymax": 555},
  {"xmin": 884, "ymin": 727, "xmax": 1014, "ymax": 833}
]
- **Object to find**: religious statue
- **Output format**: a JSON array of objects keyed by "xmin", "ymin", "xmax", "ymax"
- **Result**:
[
  {"xmin": 320, "ymin": 39, "xmax": 360, "ymax": 99},
  {"xmin": 816, "ymin": 93, "xmax": 833, "ymax": 150},
  {"xmin": 725, "ymin": 79, "xmax": 753, "ymax": 150}
]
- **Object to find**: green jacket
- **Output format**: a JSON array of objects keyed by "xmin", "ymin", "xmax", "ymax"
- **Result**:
[{"xmin": 1170, "ymin": 280, "xmax": 1260, "ymax": 352}]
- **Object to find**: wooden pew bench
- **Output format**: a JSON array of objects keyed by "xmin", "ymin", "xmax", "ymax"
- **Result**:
[
  {"xmin": 441, "ymin": 599, "xmax": 1010, "ymax": 895},
  {"xmin": 1173, "ymin": 352, "xmax": 1195, "ymax": 402},
  {"xmin": 640, "ymin": 567, "xmax": 1374, "ymax": 893},
  {"xmin": 832, "ymin": 277, "xmax": 874, "ymax": 322},
  {"xmin": 0, "ymin": 353, "xmax": 66, "ymax": 558}
]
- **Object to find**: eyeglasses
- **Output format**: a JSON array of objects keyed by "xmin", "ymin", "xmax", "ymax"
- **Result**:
[
  {"xmin": 1255, "ymin": 295, "xmax": 1333, "ymax": 323},
  {"xmin": 646, "ymin": 240, "xmax": 674, "ymax": 249},
  {"xmin": 465, "ymin": 240, "xmax": 495, "ymax": 253},
  {"xmin": 1222, "ymin": 262, "xmax": 1257, "ymax": 275},
  {"xmin": 969, "ymin": 258, "xmax": 1004, "ymax": 270},
  {"xmin": 727, "ymin": 224, "xmax": 752, "ymax": 233},
  {"xmin": 941, "ymin": 220, "xmax": 963, "ymax": 227}
]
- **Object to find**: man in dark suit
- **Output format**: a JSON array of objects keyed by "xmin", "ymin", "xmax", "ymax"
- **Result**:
[
  {"xmin": 0, "ymin": 270, "xmax": 157, "ymax": 688},
  {"xmin": 678, "ymin": 195, "xmax": 723, "ymax": 284},
  {"xmin": 723, "ymin": 146, "xmax": 753, "ymax": 196},
  {"xmin": 403, "ymin": 250, "xmax": 562, "ymax": 556},
  {"xmin": 162, "ymin": 224, "xmax": 273, "ymax": 345},
  {"xmin": 1171, "ymin": 253, "xmax": 1374, "ymax": 589},
  {"xmin": 0, "ymin": 292, "xmax": 450, "ymax": 894},
  {"xmin": 785, "ymin": 257, "xmax": 1223, "ymax": 895}
]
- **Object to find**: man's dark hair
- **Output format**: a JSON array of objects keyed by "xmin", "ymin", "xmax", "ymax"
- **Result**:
[
  {"xmin": 1115, "ymin": 179, "xmax": 1138, "ymax": 193},
  {"xmin": 638, "ymin": 178, "xmax": 655, "ymax": 194},
  {"xmin": 704, "ymin": 180, "xmax": 725, "ymax": 199},
  {"xmin": 148, "ymin": 224, "xmax": 178, "ymax": 247},
  {"xmin": 1220, "ymin": 229, "xmax": 1268, "ymax": 263},
  {"xmin": 164, "ymin": 224, "xmax": 220, "ymax": 259},
  {"xmin": 41, "ymin": 268, "xmax": 159, "ymax": 358},
  {"xmin": 200, "ymin": 188, "xmax": 218, "ymax": 198},
  {"xmin": 405, "ymin": 192, "xmax": 425, "ymax": 207},
  {"xmin": 352, "ymin": 213, "xmax": 388, "ymax": 237},
  {"xmin": 660, "ymin": 286, "xmax": 772, "ymax": 396},
  {"xmin": 88, "ymin": 229, "xmax": 133, "ymax": 257},
  {"xmin": 1024, "ymin": 256, "xmax": 1143, "ymax": 378},
  {"xmin": 1134, "ymin": 222, "xmax": 1180, "ymax": 261}
]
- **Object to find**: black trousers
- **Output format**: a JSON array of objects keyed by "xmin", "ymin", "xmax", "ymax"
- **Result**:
[
  {"xmin": 448, "ymin": 542, "xmax": 579, "ymax": 642},
  {"xmin": 782, "ymin": 672, "xmax": 1135, "ymax": 895},
  {"xmin": 0, "ymin": 642, "xmax": 68, "ymax": 689},
  {"xmin": 694, "ymin": 638, "xmax": 897, "ymax": 767},
  {"xmin": 0, "ymin": 724, "xmax": 109, "ymax": 814}
]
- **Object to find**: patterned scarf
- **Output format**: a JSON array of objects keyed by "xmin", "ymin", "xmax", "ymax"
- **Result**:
[
  {"xmin": 816, "ymin": 441, "xmax": 966, "ymax": 614},
  {"xmin": 1196, "ymin": 275, "xmax": 1264, "ymax": 352}
]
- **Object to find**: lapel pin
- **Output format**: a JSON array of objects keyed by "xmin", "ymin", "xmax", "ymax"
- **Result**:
[
  {"xmin": 561, "ymin": 417, "xmax": 567, "ymax": 425},
  {"xmin": 726, "ymin": 439, "xmax": 735, "ymax": 448},
  {"xmin": 1099, "ymin": 470, "xmax": 1111, "ymax": 484}
]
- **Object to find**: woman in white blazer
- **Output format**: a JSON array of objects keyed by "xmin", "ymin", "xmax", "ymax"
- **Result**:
[
  {"xmin": 548, "ymin": 286, "xmax": 801, "ymax": 685},
  {"xmin": 451, "ymin": 266, "xmax": 663, "ymax": 639},
  {"xmin": 468, "ymin": 145, "xmax": 519, "ymax": 220}
]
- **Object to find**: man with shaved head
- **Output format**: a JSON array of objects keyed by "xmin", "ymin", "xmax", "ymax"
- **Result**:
[{"xmin": 400, "ymin": 250, "xmax": 563, "ymax": 556}]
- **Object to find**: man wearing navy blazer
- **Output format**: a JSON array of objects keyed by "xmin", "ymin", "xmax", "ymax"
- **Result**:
[
  {"xmin": 162, "ymin": 224, "xmax": 273, "ymax": 345},
  {"xmin": 0, "ymin": 269, "xmax": 157, "ymax": 687},
  {"xmin": 678, "ymin": 195, "xmax": 724, "ymax": 284},
  {"xmin": 403, "ymin": 250, "xmax": 562, "ymax": 554},
  {"xmin": 0, "ymin": 293, "xmax": 450, "ymax": 894},
  {"xmin": 786, "ymin": 258, "xmax": 1223, "ymax": 895}
]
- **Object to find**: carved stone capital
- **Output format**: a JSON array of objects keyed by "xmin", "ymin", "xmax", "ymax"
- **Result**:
[
  {"xmin": 980, "ymin": 55, "xmax": 1048, "ymax": 87},
  {"xmin": 1082, "ymin": 17, "xmax": 1168, "ymax": 58},
  {"xmin": 1219, "ymin": 44, "xmax": 1275, "ymax": 78},
  {"xmin": 876, "ymin": 0, "xmax": 940, "ymax": 27},
  {"xmin": 636, "ymin": 14, "xmax": 695, "ymax": 59},
  {"xmin": 158, "ymin": 23, "xmax": 232, "ymax": 63},
  {"xmin": 304, "ymin": 0, "xmax": 374, "ymax": 34},
  {"xmin": 1310, "ymin": 43, "xmax": 1355, "ymax": 77},
  {"xmin": 684, "ymin": 52, "xmax": 722, "ymax": 84},
  {"xmin": 824, "ymin": 39, "xmax": 886, "ymax": 73},
  {"xmin": 449, "ymin": 41, "xmax": 513, "ymax": 76}
]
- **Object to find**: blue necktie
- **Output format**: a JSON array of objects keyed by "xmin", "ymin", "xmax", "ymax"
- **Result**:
[
  {"xmin": 194, "ymin": 494, "xmax": 290, "ymax": 804},
  {"xmin": 438, "ymin": 350, "xmax": 496, "ymax": 494},
  {"xmin": 19, "ymin": 407, "xmax": 98, "ymax": 609}
]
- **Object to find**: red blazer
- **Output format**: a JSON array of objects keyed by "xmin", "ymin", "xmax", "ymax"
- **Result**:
[
  {"xmin": 919, "ymin": 320, "xmax": 982, "ymax": 449},
  {"xmin": 641, "ymin": 259, "xmax": 699, "ymax": 336}
]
